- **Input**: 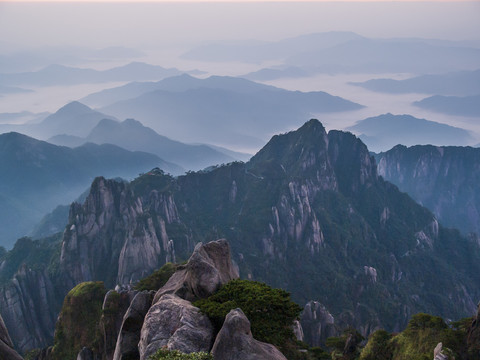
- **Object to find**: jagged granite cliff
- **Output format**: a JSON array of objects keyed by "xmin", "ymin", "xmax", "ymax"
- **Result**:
[
  {"xmin": 375, "ymin": 145, "xmax": 480, "ymax": 235},
  {"xmin": 1, "ymin": 119, "xmax": 479, "ymax": 354}
]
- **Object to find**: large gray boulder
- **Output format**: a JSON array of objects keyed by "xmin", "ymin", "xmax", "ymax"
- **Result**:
[
  {"xmin": 112, "ymin": 291, "xmax": 154, "ymax": 360},
  {"xmin": 138, "ymin": 294, "xmax": 214, "ymax": 360},
  {"xmin": 211, "ymin": 308, "xmax": 287, "ymax": 360},
  {"xmin": 153, "ymin": 239, "xmax": 239, "ymax": 303},
  {"xmin": 0, "ymin": 313, "xmax": 23, "ymax": 360}
]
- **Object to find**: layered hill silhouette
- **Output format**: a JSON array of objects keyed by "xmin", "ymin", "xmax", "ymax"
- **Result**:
[
  {"xmin": 351, "ymin": 69, "xmax": 480, "ymax": 96},
  {"xmin": 50, "ymin": 118, "xmax": 250, "ymax": 171},
  {"xmin": 0, "ymin": 62, "xmax": 182, "ymax": 87},
  {"xmin": 413, "ymin": 94, "xmax": 480, "ymax": 117},
  {"xmin": 0, "ymin": 101, "xmax": 115, "ymax": 140},
  {"xmin": 95, "ymin": 74, "xmax": 363, "ymax": 148},
  {"xmin": 347, "ymin": 113, "xmax": 473, "ymax": 152},
  {"xmin": 182, "ymin": 32, "xmax": 480, "ymax": 74}
]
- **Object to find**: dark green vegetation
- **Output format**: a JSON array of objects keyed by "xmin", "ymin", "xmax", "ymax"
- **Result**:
[
  {"xmin": 134, "ymin": 262, "xmax": 178, "ymax": 291},
  {"xmin": 50, "ymin": 281, "xmax": 106, "ymax": 360},
  {"xmin": 195, "ymin": 279, "xmax": 302, "ymax": 349},
  {"xmin": 0, "ymin": 235, "xmax": 61, "ymax": 286},
  {"xmin": 359, "ymin": 313, "xmax": 478, "ymax": 360},
  {"xmin": 149, "ymin": 349, "xmax": 213, "ymax": 360}
]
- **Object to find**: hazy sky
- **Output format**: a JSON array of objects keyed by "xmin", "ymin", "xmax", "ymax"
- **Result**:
[{"xmin": 1, "ymin": 1, "xmax": 479, "ymax": 52}]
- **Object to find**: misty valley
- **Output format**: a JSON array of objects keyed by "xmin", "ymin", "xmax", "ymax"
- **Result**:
[{"xmin": 0, "ymin": 2, "xmax": 480, "ymax": 360}]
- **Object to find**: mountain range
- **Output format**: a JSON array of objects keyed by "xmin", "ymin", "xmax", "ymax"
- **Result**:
[
  {"xmin": 413, "ymin": 94, "xmax": 480, "ymax": 117},
  {"xmin": 49, "ymin": 117, "xmax": 250, "ymax": 171},
  {"xmin": 351, "ymin": 69, "xmax": 480, "ymax": 96},
  {"xmin": 0, "ymin": 62, "xmax": 182, "ymax": 87},
  {"xmin": 0, "ymin": 132, "xmax": 180, "ymax": 248},
  {"xmin": 347, "ymin": 113, "xmax": 473, "ymax": 153},
  {"xmin": 1, "ymin": 120, "xmax": 478, "ymax": 355},
  {"xmin": 0, "ymin": 101, "xmax": 116, "ymax": 139},
  {"xmin": 96, "ymin": 74, "xmax": 363, "ymax": 148},
  {"xmin": 182, "ymin": 32, "xmax": 480, "ymax": 74}
]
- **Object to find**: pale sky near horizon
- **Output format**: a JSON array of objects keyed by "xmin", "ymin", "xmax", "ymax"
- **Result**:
[{"xmin": 1, "ymin": 1, "xmax": 479, "ymax": 52}]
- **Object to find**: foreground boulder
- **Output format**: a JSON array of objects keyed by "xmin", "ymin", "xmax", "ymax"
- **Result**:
[
  {"xmin": 153, "ymin": 239, "xmax": 239, "ymax": 303},
  {"xmin": 113, "ymin": 291, "xmax": 154, "ymax": 360},
  {"xmin": 0, "ymin": 313, "xmax": 23, "ymax": 360},
  {"xmin": 138, "ymin": 294, "xmax": 214, "ymax": 360},
  {"xmin": 116, "ymin": 239, "xmax": 238, "ymax": 360},
  {"xmin": 211, "ymin": 308, "xmax": 287, "ymax": 360}
]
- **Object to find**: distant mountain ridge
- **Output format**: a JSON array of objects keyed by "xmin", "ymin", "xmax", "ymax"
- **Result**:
[
  {"xmin": 351, "ymin": 69, "xmax": 480, "ymax": 96},
  {"xmin": 0, "ymin": 101, "xmax": 116, "ymax": 140},
  {"xmin": 182, "ymin": 32, "xmax": 480, "ymax": 74},
  {"xmin": 48, "ymin": 117, "xmax": 251, "ymax": 171},
  {"xmin": 0, "ymin": 62, "xmax": 182, "ymax": 87},
  {"xmin": 0, "ymin": 132, "xmax": 181, "ymax": 247},
  {"xmin": 347, "ymin": 113, "xmax": 473, "ymax": 152},
  {"xmin": 413, "ymin": 94, "xmax": 480, "ymax": 117},
  {"xmin": 96, "ymin": 74, "xmax": 363, "ymax": 149}
]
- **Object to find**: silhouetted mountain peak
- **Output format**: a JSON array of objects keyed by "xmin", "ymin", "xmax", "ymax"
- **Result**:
[{"xmin": 54, "ymin": 101, "xmax": 95, "ymax": 117}]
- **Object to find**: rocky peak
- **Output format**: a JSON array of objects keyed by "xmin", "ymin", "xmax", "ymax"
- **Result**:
[
  {"xmin": 153, "ymin": 239, "xmax": 239, "ymax": 303},
  {"xmin": 211, "ymin": 308, "xmax": 287, "ymax": 360},
  {"xmin": 248, "ymin": 119, "xmax": 337, "ymax": 191},
  {"xmin": 327, "ymin": 129, "xmax": 378, "ymax": 194}
]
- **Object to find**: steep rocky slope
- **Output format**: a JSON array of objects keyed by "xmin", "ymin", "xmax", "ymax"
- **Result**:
[
  {"xmin": 1, "ymin": 120, "xmax": 479, "ymax": 354},
  {"xmin": 375, "ymin": 144, "xmax": 480, "ymax": 235}
]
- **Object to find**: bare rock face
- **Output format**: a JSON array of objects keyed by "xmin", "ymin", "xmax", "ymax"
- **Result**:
[
  {"xmin": 153, "ymin": 239, "xmax": 239, "ymax": 303},
  {"xmin": 433, "ymin": 342, "xmax": 449, "ymax": 360},
  {"xmin": 0, "ymin": 265, "xmax": 58, "ymax": 353},
  {"xmin": 101, "ymin": 290, "xmax": 136, "ymax": 360},
  {"xmin": 211, "ymin": 308, "xmax": 287, "ymax": 360},
  {"xmin": 113, "ymin": 291, "xmax": 154, "ymax": 360},
  {"xmin": 138, "ymin": 294, "xmax": 214, "ymax": 360},
  {"xmin": 0, "ymin": 313, "xmax": 22, "ymax": 360},
  {"xmin": 300, "ymin": 301, "xmax": 338, "ymax": 347}
]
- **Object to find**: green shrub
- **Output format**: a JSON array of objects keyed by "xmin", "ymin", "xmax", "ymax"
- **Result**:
[
  {"xmin": 194, "ymin": 279, "xmax": 302, "ymax": 349},
  {"xmin": 359, "ymin": 329, "xmax": 393, "ymax": 360},
  {"xmin": 134, "ymin": 262, "xmax": 178, "ymax": 291},
  {"xmin": 148, "ymin": 348, "xmax": 213, "ymax": 360},
  {"xmin": 51, "ymin": 281, "xmax": 106, "ymax": 360}
]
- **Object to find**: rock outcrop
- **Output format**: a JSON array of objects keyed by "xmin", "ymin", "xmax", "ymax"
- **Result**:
[
  {"xmin": 376, "ymin": 144, "xmax": 480, "ymax": 235},
  {"xmin": 0, "ymin": 313, "xmax": 23, "ymax": 360},
  {"xmin": 300, "ymin": 301, "xmax": 338, "ymax": 346},
  {"xmin": 153, "ymin": 239, "xmax": 239, "ymax": 303},
  {"xmin": 139, "ymin": 239, "xmax": 238, "ymax": 359},
  {"xmin": 113, "ymin": 291, "xmax": 154, "ymax": 360},
  {"xmin": 433, "ymin": 342, "xmax": 449, "ymax": 360},
  {"xmin": 0, "ymin": 266, "xmax": 59, "ymax": 353},
  {"xmin": 138, "ymin": 294, "xmax": 214, "ymax": 360},
  {"xmin": 211, "ymin": 308, "xmax": 287, "ymax": 360},
  {"xmin": 101, "ymin": 290, "xmax": 136, "ymax": 360}
]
